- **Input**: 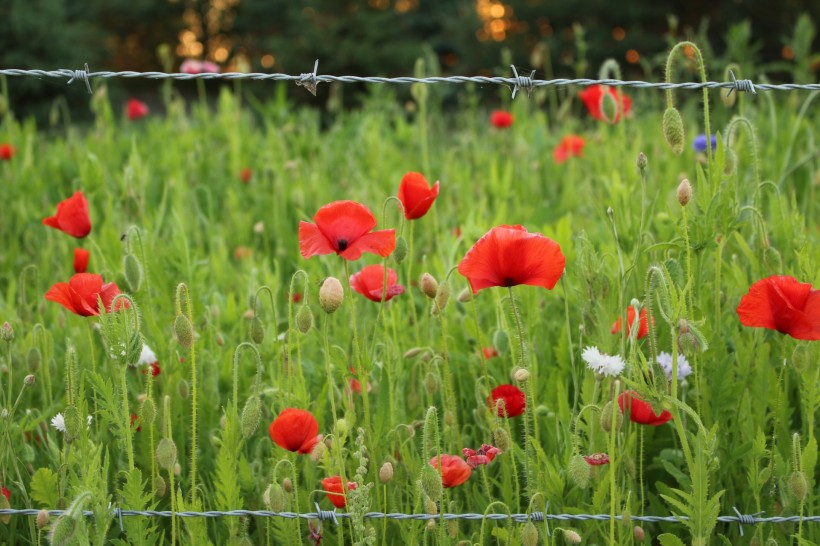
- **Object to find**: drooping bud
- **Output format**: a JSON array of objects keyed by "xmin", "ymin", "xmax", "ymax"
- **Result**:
[
  {"xmin": 633, "ymin": 525, "xmax": 645, "ymax": 541},
  {"xmin": 677, "ymin": 178, "xmax": 692, "ymax": 206},
  {"xmin": 48, "ymin": 515, "xmax": 78, "ymax": 546},
  {"xmin": 424, "ymin": 496, "xmax": 438, "ymax": 515},
  {"xmin": 24, "ymin": 374, "xmax": 36, "ymax": 386},
  {"xmin": 403, "ymin": 347, "xmax": 423, "ymax": 359},
  {"xmin": 268, "ymin": 483, "xmax": 285, "ymax": 512},
  {"xmin": 249, "ymin": 316, "xmax": 265, "ymax": 344},
  {"xmin": 309, "ymin": 439, "xmax": 326, "ymax": 462},
  {"xmin": 27, "ymin": 347, "xmax": 41, "ymax": 373},
  {"xmin": 0, "ymin": 322, "xmax": 13, "ymax": 342},
  {"xmin": 177, "ymin": 379, "xmax": 190, "ymax": 400},
  {"xmin": 123, "ymin": 253, "xmax": 143, "ymax": 292},
  {"xmin": 562, "ymin": 529, "xmax": 582, "ymax": 544},
  {"xmin": 334, "ymin": 418, "xmax": 349, "ymax": 436},
  {"xmin": 240, "ymin": 396, "xmax": 262, "ymax": 439},
  {"xmin": 457, "ymin": 288, "xmax": 475, "ymax": 303},
  {"xmin": 521, "ymin": 521, "xmax": 539, "ymax": 546},
  {"xmin": 319, "ymin": 277, "xmax": 344, "ymax": 314},
  {"xmin": 724, "ymin": 148, "xmax": 737, "ymax": 176},
  {"xmin": 433, "ymin": 282, "xmax": 450, "ymax": 313},
  {"xmin": 174, "ymin": 315, "xmax": 194, "ymax": 349},
  {"xmin": 662, "ymin": 107, "xmax": 685, "ymax": 155},
  {"xmin": 420, "ymin": 273, "xmax": 438, "ymax": 299},
  {"xmin": 443, "ymin": 410, "xmax": 455, "ymax": 427},
  {"xmin": 424, "ymin": 373, "xmax": 439, "ymax": 395},
  {"xmin": 493, "ymin": 330, "xmax": 509, "ymax": 355},
  {"xmin": 295, "ymin": 305, "xmax": 314, "ymax": 333},
  {"xmin": 392, "ymin": 236, "xmax": 408, "ymax": 264},
  {"xmin": 379, "ymin": 462, "xmax": 394, "ymax": 483},
  {"xmin": 63, "ymin": 405, "xmax": 84, "ymax": 442},
  {"xmin": 420, "ymin": 465, "xmax": 443, "ymax": 502},
  {"xmin": 282, "ymin": 478, "xmax": 293, "ymax": 493},
  {"xmin": 636, "ymin": 152, "xmax": 648, "ymax": 174},
  {"xmin": 492, "ymin": 428, "xmax": 511, "ymax": 453},
  {"xmin": 599, "ymin": 400, "xmax": 622, "ymax": 432},
  {"xmin": 154, "ymin": 476, "xmax": 167, "ymax": 498},
  {"xmin": 600, "ymin": 90, "xmax": 619, "ymax": 124},
  {"xmin": 156, "ymin": 438, "xmax": 178, "ymax": 470},
  {"xmin": 569, "ymin": 454, "xmax": 591, "ymax": 488},
  {"xmin": 763, "ymin": 246, "xmax": 782, "ymax": 274}
]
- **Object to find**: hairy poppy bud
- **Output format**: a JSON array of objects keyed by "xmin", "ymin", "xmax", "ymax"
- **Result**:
[
  {"xmin": 156, "ymin": 438, "xmax": 177, "ymax": 470},
  {"xmin": 457, "ymin": 287, "xmax": 475, "ymax": 303},
  {"xmin": 27, "ymin": 347, "xmax": 41, "ymax": 373},
  {"xmin": 512, "ymin": 367, "xmax": 530, "ymax": 383},
  {"xmin": 123, "ymin": 253, "xmax": 143, "ymax": 292},
  {"xmin": 421, "ymin": 465, "xmax": 443, "ymax": 502},
  {"xmin": 724, "ymin": 148, "xmax": 737, "ymax": 176},
  {"xmin": 763, "ymin": 245, "xmax": 782, "ymax": 274},
  {"xmin": 0, "ymin": 322, "xmax": 13, "ymax": 342},
  {"xmin": 563, "ymin": 529, "xmax": 582, "ymax": 544},
  {"xmin": 424, "ymin": 373, "xmax": 439, "ymax": 395},
  {"xmin": 268, "ymin": 484, "xmax": 285, "ymax": 512},
  {"xmin": 633, "ymin": 525, "xmax": 645, "ymax": 541},
  {"xmin": 309, "ymin": 439, "xmax": 326, "ymax": 462},
  {"xmin": 420, "ymin": 273, "xmax": 438, "ymax": 299},
  {"xmin": 241, "ymin": 396, "xmax": 262, "ymax": 439},
  {"xmin": 447, "ymin": 511, "xmax": 458, "ymax": 539},
  {"xmin": 434, "ymin": 282, "xmax": 450, "ymax": 312},
  {"xmin": 600, "ymin": 91, "xmax": 619, "ymax": 124},
  {"xmin": 393, "ymin": 236, "xmax": 408, "ymax": 264},
  {"xmin": 677, "ymin": 178, "xmax": 692, "ymax": 207},
  {"xmin": 521, "ymin": 522, "xmax": 539, "ymax": 546},
  {"xmin": 493, "ymin": 330, "xmax": 509, "ymax": 355},
  {"xmin": 788, "ymin": 471, "xmax": 808, "ymax": 501},
  {"xmin": 0, "ymin": 493, "xmax": 9, "ymax": 524},
  {"xmin": 63, "ymin": 405, "xmax": 83, "ymax": 442},
  {"xmin": 295, "ymin": 305, "xmax": 313, "ymax": 333},
  {"xmin": 636, "ymin": 152, "xmax": 648, "ymax": 173},
  {"xmin": 140, "ymin": 398, "xmax": 156, "ymax": 426},
  {"xmin": 424, "ymin": 496, "xmax": 438, "ymax": 515},
  {"xmin": 379, "ymin": 462, "xmax": 394, "ymax": 483},
  {"xmin": 492, "ymin": 427, "xmax": 510, "ymax": 453},
  {"xmin": 600, "ymin": 400, "xmax": 622, "ymax": 432},
  {"xmin": 177, "ymin": 379, "xmax": 190, "ymax": 400},
  {"xmin": 282, "ymin": 478, "xmax": 293, "ymax": 493},
  {"xmin": 49, "ymin": 515, "xmax": 78, "ymax": 546},
  {"xmin": 174, "ymin": 315, "xmax": 194, "ymax": 349},
  {"xmin": 154, "ymin": 476, "xmax": 167, "ymax": 498},
  {"xmin": 662, "ymin": 107, "xmax": 685, "ymax": 155},
  {"xmin": 36, "ymin": 509, "xmax": 49, "ymax": 529},
  {"xmin": 249, "ymin": 316, "xmax": 265, "ymax": 344},
  {"xmin": 569, "ymin": 454, "xmax": 591, "ymax": 488},
  {"xmin": 403, "ymin": 347, "xmax": 423, "ymax": 359},
  {"xmin": 319, "ymin": 277, "xmax": 344, "ymax": 314}
]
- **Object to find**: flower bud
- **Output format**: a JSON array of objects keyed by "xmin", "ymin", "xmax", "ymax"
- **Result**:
[
  {"xmin": 434, "ymin": 282, "xmax": 450, "ymax": 312},
  {"xmin": 420, "ymin": 273, "xmax": 438, "ymax": 299},
  {"xmin": 156, "ymin": 438, "xmax": 178, "ymax": 470},
  {"xmin": 421, "ymin": 465, "xmax": 443, "ymax": 502},
  {"xmin": 403, "ymin": 347, "xmax": 423, "ymax": 359},
  {"xmin": 512, "ymin": 367, "xmax": 530, "ymax": 383},
  {"xmin": 424, "ymin": 496, "xmax": 438, "ymax": 515},
  {"xmin": 633, "ymin": 525, "xmax": 645, "ymax": 541},
  {"xmin": 636, "ymin": 152, "xmax": 648, "ymax": 173},
  {"xmin": 677, "ymin": 178, "xmax": 692, "ymax": 206},
  {"xmin": 521, "ymin": 521, "xmax": 539, "ymax": 546},
  {"xmin": 268, "ymin": 483, "xmax": 285, "ymax": 512},
  {"xmin": 563, "ymin": 529, "xmax": 582, "ymax": 544},
  {"xmin": 493, "ymin": 330, "xmax": 509, "ymax": 354},
  {"xmin": 788, "ymin": 471, "xmax": 808, "ymax": 501},
  {"xmin": 492, "ymin": 427, "xmax": 510, "ymax": 453},
  {"xmin": 457, "ymin": 288, "xmax": 475, "ymax": 303},
  {"xmin": 174, "ymin": 463, "xmax": 181, "ymax": 476},
  {"xmin": 174, "ymin": 315, "xmax": 194, "ymax": 349},
  {"xmin": 48, "ymin": 515, "xmax": 78, "ymax": 546},
  {"xmin": 763, "ymin": 245, "xmax": 782, "ymax": 274},
  {"xmin": 600, "ymin": 90, "xmax": 619, "ymax": 124},
  {"xmin": 26, "ymin": 347, "xmax": 41, "ymax": 373},
  {"xmin": 569, "ymin": 454, "xmax": 591, "ymax": 488},
  {"xmin": 379, "ymin": 462, "xmax": 394, "ymax": 483},
  {"xmin": 392, "ymin": 236, "xmax": 408, "ymax": 264},
  {"xmin": 177, "ymin": 379, "xmax": 190, "ymax": 400},
  {"xmin": 63, "ymin": 405, "xmax": 84, "ymax": 442},
  {"xmin": 335, "ymin": 418, "xmax": 349, "ymax": 436},
  {"xmin": 24, "ymin": 374, "xmax": 36, "ymax": 386},
  {"xmin": 424, "ymin": 373, "xmax": 439, "ymax": 395},
  {"xmin": 295, "ymin": 305, "xmax": 313, "ymax": 334},
  {"xmin": 662, "ymin": 107, "xmax": 685, "ymax": 155},
  {"xmin": 241, "ymin": 396, "xmax": 262, "ymax": 439},
  {"xmin": 283, "ymin": 478, "xmax": 293, "ymax": 493},
  {"xmin": 123, "ymin": 253, "xmax": 143, "ymax": 292},
  {"xmin": 249, "ymin": 316, "xmax": 265, "ymax": 344},
  {"xmin": 309, "ymin": 439, "xmax": 326, "ymax": 462},
  {"xmin": 599, "ymin": 400, "xmax": 622, "ymax": 432},
  {"xmin": 319, "ymin": 277, "xmax": 344, "ymax": 314},
  {"xmin": 0, "ymin": 322, "xmax": 13, "ymax": 342},
  {"xmin": 443, "ymin": 410, "xmax": 455, "ymax": 427},
  {"xmin": 36, "ymin": 509, "xmax": 49, "ymax": 529},
  {"xmin": 138, "ymin": 398, "xmax": 156, "ymax": 426}
]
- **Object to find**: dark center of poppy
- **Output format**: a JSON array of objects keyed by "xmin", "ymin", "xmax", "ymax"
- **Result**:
[
  {"xmin": 337, "ymin": 239, "xmax": 348, "ymax": 251},
  {"xmin": 503, "ymin": 277, "xmax": 516, "ymax": 287}
]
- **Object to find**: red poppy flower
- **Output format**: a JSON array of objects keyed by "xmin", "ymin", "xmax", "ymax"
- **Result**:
[
  {"xmin": 0, "ymin": 143, "xmax": 14, "ymax": 161},
  {"xmin": 398, "ymin": 172, "xmax": 440, "ymax": 220},
  {"xmin": 350, "ymin": 264, "xmax": 405, "ymax": 302},
  {"xmin": 429, "ymin": 454, "xmax": 472, "ymax": 488},
  {"xmin": 611, "ymin": 306, "xmax": 651, "ymax": 340},
  {"xmin": 130, "ymin": 413, "xmax": 142, "ymax": 432},
  {"xmin": 348, "ymin": 369, "xmax": 371, "ymax": 394},
  {"xmin": 488, "ymin": 384, "xmax": 526, "ymax": 417},
  {"xmin": 618, "ymin": 391, "xmax": 673, "ymax": 426},
  {"xmin": 74, "ymin": 248, "xmax": 90, "ymax": 273},
  {"xmin": 553, "ymin": 135, "xmax": 585, "ymax": 164},
  {"xmin": 240, "ymin": 168, "xmax": 252, "ymax": 184},
  {"xmin": 291, "ymin": 292, "xmax": 303, "ymax": 303},
  {"xmin": 463, "ymin": 444, "xmax": 501, "ymax": 468},
  {"xmin": 736, "ymin": 275, "xmax": 820, "ymax": 341},
  {"xmin": 269, "ymin": 408, "xmax": 320, "ymax": 454},
  {"xmin": 321, "ymin": 476, "xmax": 357, "ymax": 508},
  {"xmin": 126, "ymin": 99, "xmax": 149, "ymax": 121},
  {"xmin": 458, "ymin": 225, "xmax": 565, "ymax": 294},
  {"xmin": 579, "ymin": 85, "xmax": 632, "ymax": 122},
  {"xmin": 482, "ymin": 347, "xmax": 499, "ymax": 360},
  {"xmin": 141, "ymin": 362, "xmax": 161, "ymax": 377},
  {"xmin": 1, "ymin": 487, "xmax": 10, "ymax": 501},
  {"xmin": 299, "ymin": 201, "xmax": 396, "ymax": 261},
  {"xmin": 583, "ymin": 453, "xmax": 610, "ymax": 466},
  {"xmin": 42, "ymin": 191, "xmax": 92, "ymax": 238},
  {"xmin": 490, "ymin": 110, "xmax": 514, "ymax": 128},
  {"xmin": 45, "ymin": 273, "xmax": 125, "ymax": 317}
]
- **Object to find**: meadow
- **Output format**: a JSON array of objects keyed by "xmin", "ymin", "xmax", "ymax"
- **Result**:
[{"xmin": 0, "ymin": 41, "xmax": 818, "ymax": 546}]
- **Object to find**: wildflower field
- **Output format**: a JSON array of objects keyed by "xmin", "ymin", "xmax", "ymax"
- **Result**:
[{"xmin": 0, "ymin": 41, "xmax": 818, "ymax": 546}]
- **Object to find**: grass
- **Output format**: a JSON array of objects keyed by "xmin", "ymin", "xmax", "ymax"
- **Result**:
[{"xmin": 0, "ymin": 45, "xmax": 818, "ymax": 545}]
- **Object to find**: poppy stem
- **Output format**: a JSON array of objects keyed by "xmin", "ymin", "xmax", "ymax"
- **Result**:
[
  {"xmin": 608, "ymin": 380, "xmax": 620, "ymax": 545},
  {"xmin": 343, "ymin": 260, "xmax": 371, "ymax": 438},
  {"xmin": 507, "ymin": 287, "xmax": 526, "ymax": 369}
]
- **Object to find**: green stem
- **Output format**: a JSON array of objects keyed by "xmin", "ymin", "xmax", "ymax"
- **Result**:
[
  {"xmin": 120, "ymin": 366, "xmax": 135, "ymax": 471},
  {"xmin": 343, "ymin": 260, "xmax": 371, "ymax": 436},
  {"xmin": 609, "ymin": 381, "xmax": 619, "ymax": 545}
]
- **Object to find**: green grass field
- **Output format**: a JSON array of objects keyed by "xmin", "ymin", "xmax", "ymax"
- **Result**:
[{"xmin": 0, "ymin": 43, "xmax": 818, "ymax": 545}]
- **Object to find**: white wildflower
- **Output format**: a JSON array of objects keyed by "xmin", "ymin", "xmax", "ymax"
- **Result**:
[
  {"xmin": 138, "ymin": 343, "xmax": 158, "ymax": 367},
  {"xmin": 582, "ymin": 346, "xmax": 626, "ymax": 377},
  {"xmin": 656, "ymin": 352, "xmax": 692, "ymax": 381},
  {"xmin": 51, "ymin": 413, "xmax": 66, "ymax": 433},
  {"xmin": 87, "ymin": 415, "xmax": 93, "ymax": 427}
]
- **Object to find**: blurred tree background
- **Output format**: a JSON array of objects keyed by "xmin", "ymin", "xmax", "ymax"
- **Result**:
[{"xmin": 0, "ymin": 0, "xmax": 817, "ymax": 121}]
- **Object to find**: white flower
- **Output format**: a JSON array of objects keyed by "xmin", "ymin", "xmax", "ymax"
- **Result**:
[
  {"xmin": 656, "ymin": 352, "xmax": 692, "ymax": 381},
  {"xmin": 138, "ymin": 343, "xmax": 158, "ymax": 367},
  {"xmin": 51, "ymin": 413, "xmax": 66, "ymax": 433},
  {"xmin": 87, "ymin": 415, "xmax": 93, "ymax": 427},
  {"xmin": 582, "ymin": 346, "xmax": 625, "ymax": 377}
]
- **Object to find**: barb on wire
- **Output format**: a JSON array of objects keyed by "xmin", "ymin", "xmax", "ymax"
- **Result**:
[
  {"xmin": 509, "ymin": 65, "xmax": 535, "ymax": 99},
  {"xmin": 65, "ymin": 63, "xmax": 92, "ymax": 94},
  {"xmin": 727, "ymin": 69, "xmax": 756, "ymax": 96},
  {"xmin": 1, "ymin": 66, "xmax": 818, "ymax": 94}
]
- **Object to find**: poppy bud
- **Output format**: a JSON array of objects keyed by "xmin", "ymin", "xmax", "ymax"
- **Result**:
[
  {"xmin": 434, "ymin": 282, "xmax": 450, "ymax": 312},
  {"xmin": 724, "ymin": 148, "xmax": 737, "ymax": 176},
  {"xmin": 420, "ymin": 273, "xmax": 438, "ymax": 299},
  {"xmin": 27, "ymin": 347, "xmax": 41, "ymax": 373},
  {"xmin": 721, "ymin": 70, "xmax": 737, "ymax": 108},
  {"xmin": 268, "ymin": 483, "xmax": 285, "ymax": 512},
  {"xmin": 492, "ymin": 427, "xmax": 510, "ymax": 453},
  {"xmin": 512, "ymin": 367, "xmax": 530, "ymax": 383},
  {"xmin": 319, "ymin": 277, "xmax": 344, "ymax": 314},
  {"xmin": 600, "ymin": 91, "xmax": 619, "ymax": 124},
  {"xmin": 421, "ymin": 465, "xmax": 443, "ymax": 502},
  {"xmin": 404, "ymin": 347, "xmax": 423, "ymax": 359},
  {"xmin": 282, "ymin": 478, "xmax": 293, "ymax": 493},
  {"xmin": 177, "ymin": 379, "xmax": 190, "ymax": 399},
  {"xmin": 63, "ymin": 405, "xmax": 83, "ymax": 442},
  {"xmin": 156, "ymin": 438, "xmax": 177, "ymax": 470},
  {"xmin": 676, "ymin": 178, "xmax": 692, "ymax": 207},
  {"xmin": 393, "ymin": 236, "xmax": 408, "ymax": 264},
  {"xmin": 0, "ymin": 494, "xmax": 8, "ymax": 524},
  {"xmin": 140, "ymin": 398, "xmax": 156, "ymax": 426},
  {"xmin": 677, "ymin": 332, "xmax": 699, "ymax": 355},
  {"xmin": 36, "ymin": 509, "xmax": 49, "ymax": 529},
  {"xmin": 636, "ymin": 152, "xmax": 648, "ymax": 173},
  {"xmin": 127, "ymin": 332, "xmax": 143, "ymax": 366},
  {"xmin": 569, "ymin": 454, "xmax": 591, "ymax": 488},
  {"xmin": 174, "ymin": 315, "xmax": 194, "ymax": 349},
  {"xmin": 123, "ymin": 253, "xmax": 143, "ymax": 292},
  {"xmin": 155, "ymin": 476, "xmax": 167, "ymax": 498},
  {"xmin": 600, "ymin": 400, "xmax": 622, "ymax": 432},
  {"xmin": 335, "ymin": 418, "xmax": 349, "ymax": 436},
  {"xmin": 457, "ymin": 288, "xmax": 475, "ymax": 303},
  {"xmin": 788, "ymin": 471, "xmax": 808, "ymax": 501},
  {"xmin": 633, "ymin": 525, "xmax": 645, "ymax": 541},
  {"xmin": 521, "ymin": 522, "xmax": 539, "ymax": 546},
  {"xmin": 424, "ymin": 496, "xmax": 438, "ymax": 515},
  {"xmin": 791, "ymin": 344, "xmax": 809, "ymax": 373},
  {"xmin": 493, "ymin": 330, "xmax": 509, "ymax": 354},
  {"xmin": 309, "ymin": 439, "xmax": 326, "ymax": 462},
  {"xmin": 447, "ymin": 513, "xmax": 458, "ymax": 539},
  {"xmin": 174, "ymin": 463, "xmax": 181, "ymax": 476},
  {"xmin": 763, "ymin": 245, "xmax": 782, "ymax": 274},
  {"xmin": 379, "ymin": 462, "xmax": 394, "ymax": 483},
  {"xmin": 563, "ymin": 529, "xmax": 582, "ymax": 544},
  {"xmin": 295, "ymin": 305, "xmax": 314, "ymax": 334},
  {"xmin": 241, "ymin": 396, "xmax": 262, "ymax": 439},
  {"xmin": 426, "ymin": 520, "xmax": 437, "ymax": 532},
  {"xmin": 443, "ymin": 410, "xmax": 455, "ymax": 427},
  {"xmin": 249, "ymin": 316, "xmax": 265, "ymax": 344},
  {"xmin": 1, "ymin": 322, "xmax": 13, "ymax": 342},
  {"xmin": 662, "ymin": 107, "xmax": 685, "ymax": 155},
  {"xmin": 48, "ymin": 515, "xmax": 78, "ymax": 546},
  {"xmin": 424, "ymin": 373, "xmax": 439, "ymax": 395}
]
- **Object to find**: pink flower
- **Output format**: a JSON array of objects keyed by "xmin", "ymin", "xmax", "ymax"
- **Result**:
[
  {"xmin": 126, "ymin": 99, "xmax": 149, "ymax": 121},
  {"xmin": 180, "ymin": 60, "xmax": 220, "ymax": 74}
]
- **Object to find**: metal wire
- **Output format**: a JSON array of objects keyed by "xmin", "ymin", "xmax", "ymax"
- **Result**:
[{"xmin": 1, "ymin": 63, "xmax": 819, "ymax": 97}]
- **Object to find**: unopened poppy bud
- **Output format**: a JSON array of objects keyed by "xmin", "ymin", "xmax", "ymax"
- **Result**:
[
  {"xmin": 174, "ymin": 315, "xmax": 194, "ymax": 349},
  {"xmin": 154, "ymin": 476, "xmax": 167, "ymax": 498},
  {"xmin": 216, "ymin": 333, "xmax": 225, "ymax": 346},
  {"xmin": 788, "ymin": 471, "xmax": 808, "ymax": 501},
  {"xmin": 426, "ymin": 520, "xmax": 437, "ymax": 532},
  {"xmin": 420, "ymin": 273, "xmax": 438, "ymax": 299},
  {"xmin": 309, "ymin": 439, "xmax": 326, "ymax": 462},
  {"xmin": 447, "ymin": 517, "xmax": 458, "ymax": 539},
  {"xmin": 379, "ymin": 461, "xmax": 394, "ymax": 483},
  {"xmin": 434, "ymin": 282, "xmax": 450, "ymax": 312},
  {"xmin": 241, "ymin": 396, "xmax": 262, "ymax": 438},
  {"xmin": 636, "ymin": 152, "xmax": 648, "ymax": 173},
  {"xmin": 140, "ymin": 398, "xmax": 156, "ymax": 426},
  {"xmin": 0, "ymin": 494, "xmax": 8, "ymax": 524},
  {"xmin": 457, "ymin": 287, "xmax": 475, "ymax": 303},
  {"xmin": 123, "ymin": 253, "xmax": 143, "ymax": 292},
  {"xmin": 633, "ymin": 525, "xmax": 645, "ymax": 541},
  {"xmin": 319, "ymin": 277, "xmax": 344, "ymax": 313},
  {"xmin": 662, "ymin": 107, "xmax": 685, "ymax": 155},
  {"xmin": 393, "ymin": 236, "xmax": 408, "ymax": 264},
  {"xmin": 24, "ymin": 374, "xmax": 36, "ymax": 386},
  {"xmin": 26, "ymin": 347, "xmax": 41, "ymax": 373},
  {"xmin": 178, "ymin": 379, "xmax": 190, "ymax": 399},
  {"xmin": 36, "ymin": 509, "xmax": 49, "ymax": 529},
  {"xmin": 569, "ymin": 454, "xmax": 591, "ymax": 488},
  {"xmin": 49, "ymin": 515, "xmax": 78, "ymax": 546},
  {"xmin": 677, "ymin": 178, "xmax": 692, "ymax": 206},
  {"xmin": 63, "ymin": 405, "xmax": 83, "ymax": 442},
  {"xmin": 493, "ymin": 330, "xmax": 509, "ymax": 354},
  {"xmin": 156, "ymin": 438, "xmax": 178, "ymax": 470},
  {"xmin": 296, "ymin": 305, "xmax": 313, "ymax": 334},
  {"xmin": 249, "ymin": 316, "xmax": 265, "ymax": 344},
  {"xmin": 521, "ymin": 521, "xmax": 539, "ymax": 546},
  {"xmin": 1, "ymin": 322, "xmax": 14, "ymax": 342},
  {"xmin": 562, "ymin": 529, "xmax": 582, "ymax": 544},
  {"xmin": 335, "ymin": 418, "xmax": 349, "ymax": 436},
  {"xmin": 404, "ymin": 347, "xmax": 423, "ymax": 359},
  {"xmin": 424, "ymin": 496, "xmax": 438, "ymax": 515},
  {"xmin": 600, "ymin": 400, "xmax": 622, "ymax": 432},
  {"xmin": 424, "ymin": 373, "xmax": 439, "ymax": 394},
  {"xmin": 791, "ymin": 345, "xmax": 809, "ymax": 373},
  {"xmin": 443, "ymin": 410, "xmax": 455, "ymax": 427},
  {"xmin": 283, "ymin": 478, "xmax": 293, "ymax": 493},
  {"xmin": 763, "ymin": 245, "xmax": 782, "ymax": 274},
  {"xmin": 421, "ymin": 465, "xmax": 443, "ymax": 502},
  {"xmin": 600, "ymin": 90, "xmax": 619, "ymax": 124},
  {"xmin": 677, "ymin": 332, "xmax": 699, "ymax": 355},
  {"xmin": 512, "ymin": 367, "xmax": 530, "ymax": 383},
  {"xmin": 492, "ymin": 427, "xmax": 510, "ymax": 453},
  {"xmin": 174, "ymin": 463, "xmax": 181, "ymax": 476},
  {"xmin": 268, "ymin": 483, "xmax": 285, "ymax": 512}
]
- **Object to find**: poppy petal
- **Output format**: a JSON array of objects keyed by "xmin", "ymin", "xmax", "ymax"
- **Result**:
[
  {"xmin": 100, "ymin": 282, "xmax": 125, "ymax": 313},
  {"xmin": 45, "ymin": 282, "xmax": 79, "ymax": 315},
  {"xmin": 74, "ymin": 248, "xmax": 90, "ymax": 273},
  {"xmin": 313, "ymin": 201, "xmax": 377, "ymax": 247},
  {"xmin": 68, "ymin": 273, "xmax": 105, "ymax": 316},
  {"xmin": 269, "ymin": 408, "xmax": 319, "ymax": 454},
  {"xmin": 299, "ymin": 221, "xmax": 336, "ymax": 258},
  {"xmin": 340, "ymin": 229, "xmax": 396, "ymax": 261}
]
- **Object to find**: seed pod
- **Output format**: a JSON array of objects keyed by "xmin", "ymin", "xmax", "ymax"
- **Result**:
[
  {"xmin": 48, "ymin": 515, "xmax": 78, "ymax": 546},
  {"xmin": 392, "ymin": 236, "xmax": 408, "ymax": 264},
  {"xmin": 295, "ymin": 305, "xmax": 313, "ymax": 334},
  {"xmin": 379, "ymin": 462, "xmax": 394, "ymax": 484},
  {"xmin": 319, "ymin": 277, "xmax": 344, "ymax": 314},
  {"xmin": 600, "ymin": 400, "xmax": 622, "ymax": 432},
  {"xmin": 26, "ymin": 347, "xmax": 41, "ymax": 373},
  {"xmin": 240, "ymin": 396, "xmax": 262, "ymax": 439},
  {"xmin": 123, "ymin": 253, "xmax": 143, "ymax": 292},
  {"xmin": 492, "ymin": 428, "xmax": 510, "ymax": 453},
  {"xmin": 420, "ymin": 273, "xmax": 438, "ymax": 299},
  {"xmin": 421, "ymin": 465, "xmax": 443, "ymax": 502},
  {"xmin": 521, "ymin": 521, "xmax": 539, "ymax": 546},
  {"xmin": 569, "ymin": 454, "xmax": 591, "ymax": 488},
  {"xmin": 677, "ymin": 178, "xmax": 692, "ymax": 206},
  {"xmin": 139, "ymin": 398, "xmax": 156, "ymax": 426},
  {"xmin": 174, "ymin": 315, "xmax": 194, "ymax": 349},
  {"xmin": 63, "ymin": 406, "xmax": 84, "ymax": 442},
  {"xmin": 662, "ymin": 107, "xmax": 685, "ymax": 155},
  {"xmin": 156, "ymin": 438, "xmax": 178, "ymax": 470},
  {"xmin": 636, "ymin": 152, "xmax": 648, "ymax": 174},
  {"xmin": 249, "ymin": 316, "xmax": 265, "ymax": 344}
]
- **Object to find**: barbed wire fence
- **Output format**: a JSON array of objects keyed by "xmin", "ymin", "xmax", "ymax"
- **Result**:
[{"xmin": 1, "ymin": 61, "xmax": 818, "ymax": 538}]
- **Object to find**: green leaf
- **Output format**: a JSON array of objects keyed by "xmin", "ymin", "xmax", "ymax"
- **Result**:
[
  {"xmin": 30, "ymin": 467, "xmax": 59, "ymax": 508},
  {"xmin": 658, "ymin": 533, "xmax": 686, "ymax": 546}
]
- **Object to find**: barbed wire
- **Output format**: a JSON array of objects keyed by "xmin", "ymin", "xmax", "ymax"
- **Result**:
[{"xmin": 1, "ymin": 62, "xmax": 819, "ymax": 98}]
